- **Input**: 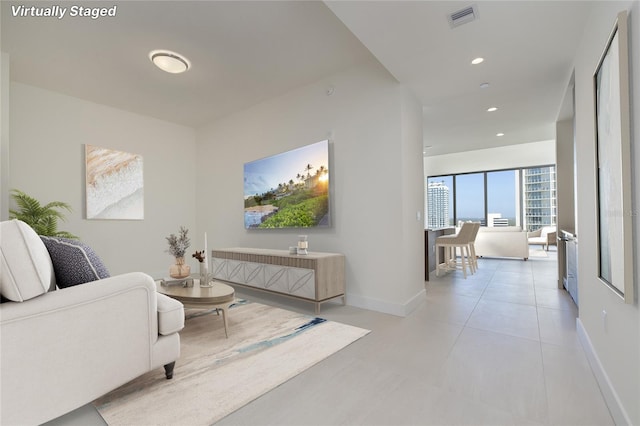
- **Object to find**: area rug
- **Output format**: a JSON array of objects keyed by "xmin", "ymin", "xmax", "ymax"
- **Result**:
[{"xmin": 93, "ymin": 301, "xmax": 370, "ymax": 425}]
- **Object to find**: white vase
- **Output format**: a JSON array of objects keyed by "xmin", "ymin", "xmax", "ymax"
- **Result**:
[{"xmin": 199, "ymin": 263, "xmax": 212, "ymax": 287}]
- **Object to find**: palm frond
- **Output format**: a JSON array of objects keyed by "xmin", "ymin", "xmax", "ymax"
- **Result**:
[
  {"xmin": 9, "ymin": 190, "xmax": 42, "ymax": 217},
  {"xmin": 9, "ymin": 189, "xmax": 79, "ymax": 239},
  {"xmin": 43, "ymin": 201, "xmax": 73, "ymax": 212},
  {"xmin": 40, "ymin": 216, "xmax": 57, "ymax": 236}
]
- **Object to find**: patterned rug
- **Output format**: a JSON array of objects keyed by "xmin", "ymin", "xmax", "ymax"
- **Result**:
[{"xmin": 93, "ymin": 301, "xmax": 369, "ymax": 425}]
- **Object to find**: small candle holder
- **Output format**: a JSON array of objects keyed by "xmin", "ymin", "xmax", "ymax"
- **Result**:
[
  {"xmin": 199, "ymin": 263, "xmax": 213, "ymax": 288},
  {"xmin": 297, "ymin": 235, "xmax": 308, "ymax": 255}
]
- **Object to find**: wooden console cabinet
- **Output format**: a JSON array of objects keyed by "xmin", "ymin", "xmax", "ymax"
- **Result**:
[{"xmin": 211, "ymin": 248, "xmax": 345, "ymax": 313}]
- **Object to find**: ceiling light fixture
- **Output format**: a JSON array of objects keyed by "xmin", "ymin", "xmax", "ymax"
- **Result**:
[
  {"xmin": 480, "ymin": 82, "xmax": 490, "ymax": 89},
  {"xmin": 471, "ymin": 57, "xmax": 484, "ymax": 65},
  {"xmin": 496, "ymin": 133, "xmax": 505, "ymax": 137},
  {"xmin": 487, "ymin": 107, "xmax": 498, "ymax": 112},
  {"xmin": 149, "ymin": 50, "xmax": 191, "ymax": 74}
]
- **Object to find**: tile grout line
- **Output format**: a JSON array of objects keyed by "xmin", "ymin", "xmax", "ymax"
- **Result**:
[
  {"xmin": 533, "ymin": 260, "xmax": 553, "ymax": 425},
  {"xmin": 436, "ymin": 263, "xmax": 499, "ymax": 364}
]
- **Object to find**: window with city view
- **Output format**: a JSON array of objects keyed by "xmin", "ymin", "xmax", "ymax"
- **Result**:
[
  {"xmin": 426, "ymin": 176, "xmax": 453, "ymax": 228},
  {"xmin": 487, "ymin": 170, "xmax": 518, "ymax": 227},
  {"xmin": 456, "ymin": 173, "xmax": 485, "ymax": 224},
  {"xmin": 425, "ymin": 166, "xmax": 556, "ymax": 231}
]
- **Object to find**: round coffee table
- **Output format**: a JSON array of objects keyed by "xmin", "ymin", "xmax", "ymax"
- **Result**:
[{"xmin": 156, "ymin": 280, "xmax": 235, "ymax": 337}]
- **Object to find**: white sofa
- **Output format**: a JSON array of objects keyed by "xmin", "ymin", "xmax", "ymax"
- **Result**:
[
  {"xmin": 0, "ymin": 219, "xmax": 185, "ymax": 425},
  {"xmin": 473, "ymin": 226, "xmax": 529, "ymax": 260}
]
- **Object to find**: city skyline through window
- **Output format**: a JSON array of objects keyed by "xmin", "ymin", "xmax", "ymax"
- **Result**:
[
  {"xmin": 487, "ymin": 170, "xmax": 518, "ymax": 226},
  {"xmin": 426, "ymin": 166, "xmax": 555, "ymax": 230}
]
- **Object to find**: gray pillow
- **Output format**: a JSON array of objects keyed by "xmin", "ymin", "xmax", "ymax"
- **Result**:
[{"xmin": 40, "ymin": 237, "xmax": 110, "ymax": 288}]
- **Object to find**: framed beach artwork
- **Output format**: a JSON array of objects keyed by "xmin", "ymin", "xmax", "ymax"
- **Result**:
[
  {"xmin": 243, "ymin": 140, "xmax": 330, "ymax": 229},
  {"xmin": 85, "ymin": 145, "xmax": 144, "ymax": 220},
  {"xmin": 593, "ymin": 10, "xmax": 633, "ymax": 303}
]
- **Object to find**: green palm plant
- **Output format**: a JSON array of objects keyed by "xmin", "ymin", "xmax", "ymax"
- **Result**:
[{"xmin": 9, "ymin": 189, "xmax": 78, "ymax": 239}]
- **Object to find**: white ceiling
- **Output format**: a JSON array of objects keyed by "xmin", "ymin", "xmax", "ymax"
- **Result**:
[{"xmin": 1, "ymin": 1, "xmax": 594, "ymax": 156}]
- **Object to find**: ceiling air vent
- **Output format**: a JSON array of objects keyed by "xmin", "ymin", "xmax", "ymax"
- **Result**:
[{"xmin": 448, "ymin": 4, "xmax": 478, "ymax": 28}]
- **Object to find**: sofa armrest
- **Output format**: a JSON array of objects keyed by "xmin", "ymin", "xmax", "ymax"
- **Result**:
[
  {"xmin": 547, "ymin": 231, "xmax": 558, "ymax": 244},
  {"xmin": 0, "ymin": 272, "xmax": 160, "ymax": 425}
]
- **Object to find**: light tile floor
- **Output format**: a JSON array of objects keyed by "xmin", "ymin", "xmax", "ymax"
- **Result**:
[{"xmin": 48, "ymin": 249, "xmax": 613, "ymax": 425}]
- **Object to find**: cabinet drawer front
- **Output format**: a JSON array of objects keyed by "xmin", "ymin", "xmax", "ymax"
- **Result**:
[
  {"xmin": 212, "ymin": 258, "xmax": 315, "ymax": 300},
  {"xmin": 286, "ymin": 267, "xmax": 316, "ymax": 299}
]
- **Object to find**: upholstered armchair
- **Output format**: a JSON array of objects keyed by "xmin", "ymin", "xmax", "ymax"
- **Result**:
[
  {"xmin": 0, "ymin": 219, "xmax": 185, "ymax": 425},
  {"xmin": 527, "ymin": 226, "xmax": 557, "ymax": 251}
]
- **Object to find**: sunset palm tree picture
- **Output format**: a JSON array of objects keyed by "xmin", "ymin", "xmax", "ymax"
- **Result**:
[{"xmin": 244, "ymin": 140, "xmax": 330, "ymax": 228}]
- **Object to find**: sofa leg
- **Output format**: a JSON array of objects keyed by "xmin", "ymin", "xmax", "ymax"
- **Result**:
[{"xmin": 164, "ymin": 362, "xmax": 176, "ymax": 380}]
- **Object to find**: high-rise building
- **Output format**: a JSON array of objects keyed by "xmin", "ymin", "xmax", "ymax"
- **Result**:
[
  {"xmin": 523, "ymin": 166, "xmax": 556, "ymax": 231},
  {"xmin": 488, "ymin": 213, "xmax": 509, "ymax": 227},
  {"xmin": 427, "ymin": 181, "xmax": 450, "ymax": 229}
]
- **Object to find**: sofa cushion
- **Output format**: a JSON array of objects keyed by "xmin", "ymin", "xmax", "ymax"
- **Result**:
[
  {"xmin": 156, "ymin": 293, "xmax": 185, "ymax": 335},
  {"xmin": 540, "ymin": 226, "xmax": 556, "ymax": 238},
  {"xmin": 0, "ymin": 219, "xmax": 55, "ymax": 302},
  {"xmin": 40, "ymin": 237, "xmax": 110, "ymax": 288}
]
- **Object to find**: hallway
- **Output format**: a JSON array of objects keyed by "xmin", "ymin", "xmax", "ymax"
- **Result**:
[{"xmin": 219, "ymin": 250, "xmax": 613, "ymax": 425}]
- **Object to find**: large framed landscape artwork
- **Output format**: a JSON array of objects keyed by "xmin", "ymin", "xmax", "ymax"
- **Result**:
[
  {"xmin": 593, "ymin": 10, "xmax": 633, "ymax": 303},
  {"xmin": 244, "ymin": 140, "xmax": 330, "ymax": 229},
  {"xmin": 85, "ymin": 145, "xmax": 144, "ymax": 220}
]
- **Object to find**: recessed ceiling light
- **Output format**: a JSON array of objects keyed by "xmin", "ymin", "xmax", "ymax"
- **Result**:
[
  {"xmin": 149, "ymin": 50, "xmax": 191, "ymax": 74},
  {"xmin": 471, "ymin": 57, "xmax": 484, "ymax": 65},
  {"xmin": 480, "ymin": 82, "xmax": 490, "ymax": 89},
  {"xmin": 496, "ymin": 133, "xmax": 505, "ymax": 137},
  {"xmin": 487, "ymin": 107, "xmax": 498, "ymax": 112}
]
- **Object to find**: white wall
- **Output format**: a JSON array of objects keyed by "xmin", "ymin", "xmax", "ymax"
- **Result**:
[
  {"xmin": 196, "ymin": 59, "xmax": 425, "ymax": 316},
  {"xmin": 571, "ymin": 2, "xmax": 639, "ymax": 424},
  {"xmin": 1, "ymin": 52, "xmax": 9, "ymax": 221},
  {"xmin": 399, "ymin": 86, "xmax": 427, "ymax": 305},
  {"xmin": 423, "ymin": 140, "xmax": 556, "ymax": 177},
  {"xmin": 7, "ymin": 83, "xmax": 197, "ymax": 278},
  {"xmin": 556, "ymin": 118, "xmax": 575, "ymax": 234}
]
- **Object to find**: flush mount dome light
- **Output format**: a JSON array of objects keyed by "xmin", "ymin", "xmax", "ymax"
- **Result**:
[
  {"xmin": 471, "ymin": 57, "xmax": 484, "ymax": 65},
  {"xmin": 149, "ymin": 50, "xmax": 191, "ymax": 74}
]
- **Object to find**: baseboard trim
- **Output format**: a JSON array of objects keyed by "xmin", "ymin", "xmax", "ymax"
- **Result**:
[
  {"xmin": 347, "ymin": 288, "xmax": 425, "ymax": 317},
  {"xmin": 404, "ymin": 288, "xmax": 427, "ymax": 316},
  {"xmin": 576, "ymin": 318, "xmax": 631, "ymax": 425}
]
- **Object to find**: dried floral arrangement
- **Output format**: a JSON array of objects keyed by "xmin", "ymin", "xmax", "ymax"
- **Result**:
[
  {"xmin": 166, "ymin": 226, "xmax": 190, "ymax": 258},
  {"xmin": 192, "ymin": 250, "xmax": 205, "ymax": 263}
]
